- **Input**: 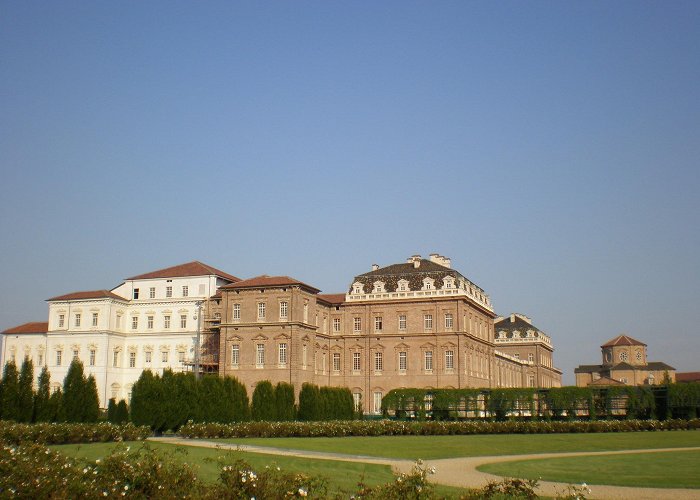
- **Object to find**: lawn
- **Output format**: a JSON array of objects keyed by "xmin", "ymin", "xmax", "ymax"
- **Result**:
[
  {"xmin": 51, "ymin": 441, "xmax": 467, "ymax": 497},
  {"xmin": 216, "ymin": 430, "xmax": 700, "ymax": 460},
  {"xmin": 478, "ymin": 449, "xmax": 700, "ymax": 489}
]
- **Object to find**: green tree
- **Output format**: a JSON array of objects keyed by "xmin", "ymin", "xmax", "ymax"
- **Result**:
[
  {"xmin": 48, "ymin": 388, "xmax": 65, "ymax": 422},
  {"xmin": 1, "ymin": 361, "xmax": 20, "ymax": 421},
  {"xmin": 107, "ymin": 398, "xmax": 117, "ymax": 423},
  {"xmin": 83, "ymin": 375, "xmax": 100, "ymax": 422},
  {"xmin": 17, "ymin": 359, "xmax": 35, "ymax": 422},
  {"xmin": 251, "ymin": 380, "xmax": 275, "ymax": 421},
  {"xmin": 115, "ymin": 399, "xmax": 130, "ymax": 424},
  {"xmin": 33, "ymin": 366, "xmax": 52, "ymax": 422},
  {"xmin": 274, "ymin": 382, "xmax": 295, "ymax": 421},
  {"xmin": 62, "ymin": 360, "xmax": 88, "ymax": 422},
  {"xmin": 298, "ymin": 383, "xmax": 321, "ymax": 421},
  {"xmin": 130, "ymin": 370, "xmax": 162, "ymax": 431},
  {"xmin": 223, "ymin": 376, "xmax": 249, "ymax": 422}
]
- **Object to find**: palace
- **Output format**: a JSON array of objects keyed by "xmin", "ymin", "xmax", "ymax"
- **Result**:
[{"xmin": 2, "ymin": 254, "xmax": 562, "ymax": 411}]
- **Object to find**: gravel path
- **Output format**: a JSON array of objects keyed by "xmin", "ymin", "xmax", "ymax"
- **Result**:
[{"xmin": 149, "ymin": 437, "xmax": 700, "ymax": 499}]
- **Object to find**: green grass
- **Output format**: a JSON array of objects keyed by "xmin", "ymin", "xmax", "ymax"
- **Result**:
[
  {"xmin": 478, "ymin": 449, "xmax": 700, "ymax": 489},
  {"xmin": 50, "ymin": 441, "xmax": 467, "ymax": 497},
  {"xmin": 216, "ymin": 430, "xmax": 700, "ymax": 460}
]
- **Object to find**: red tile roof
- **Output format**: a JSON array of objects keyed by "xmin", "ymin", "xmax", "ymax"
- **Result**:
[
  {"xmin": 3, "ymin": 322, "xmax": 49, "ymax": 334},
  {"xmin": 47, "ymin": 290, "xmax": 126, "ymax": 301},
  {"xmin": 676, "ymin": 372, "xmax": 700, "ymax": 383},
  {"xmin": 127, "ymin": 261, "xmax": 240, "ymax": 282},
  {"xmin": 601, "ymin": 335, "xmax": 646, "ymax": 348},
  {"xmin": 220, "ymin": 275, "xmax": 320, "ymax": 293},
  {"xmin": 317, "ymin": 293, "xmax": 346, "ymax": 305}
]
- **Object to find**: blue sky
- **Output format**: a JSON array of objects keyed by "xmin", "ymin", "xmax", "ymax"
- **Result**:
[{"xmin": 1, "ymin": 1, "xmax": 699, "ymax": 384}]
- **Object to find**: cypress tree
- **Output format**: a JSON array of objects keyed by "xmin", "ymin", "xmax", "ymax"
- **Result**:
[
  {"xmin": 107, "ymin": 398, "xmax": 117, "ymax": 423},
  {"xmin": 274, "ymin": 382, "xmax": 295, "ymax": 421},
  {"xmin": 251, "ymin": 380, "xmax": 275, "ymax": 421},
  {"xmin": 62, "ymin": 360, "xmax": 87, "ymax": 422},
  {"xmin": 33, "ymin": 366, "xmax": 52, "ymax": 422},
  {"xmin": 17, "ymin": 359, "xmax": 35, "ymax": 423},
  {"xmin": 298, "ymin": 383, "xmax": 321, "ymax": 421},
  {"xmin": 83, "ymin": 375, "xmax": 100, "ymax": 422},
  {"xmin": 115, "ymin": 399, "xmax": 129, "ymax": 424},
  {"xmin": 223, "ymin": 376, "xmax": 249, "ymax": 422},
  {"xmin": 199, "ymin": 375, "xmax": 227, "ymax": 423},
  {"xmin": 1, "ymin": 361, "xmax": 20, "ymax": 421},
  {"xmin": 49, "ymin": 388, "xmax": 65, "ymax": 422},
  {"xmin": 130, "ymin": 370, "xmax": 157, "ymax": 429}
]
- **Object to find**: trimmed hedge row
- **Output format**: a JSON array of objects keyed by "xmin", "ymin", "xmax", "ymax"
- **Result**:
[
  {"xmin": 0, "ymin": 421, "xmax": 150, "ymax": 445},
  {"xmin": 178, "ymin": 418, "xmax": 700, "ymax": 439}
]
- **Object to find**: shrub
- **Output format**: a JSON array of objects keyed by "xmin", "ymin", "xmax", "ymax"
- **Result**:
[
  {"xmin": 274, "ymin": 382, "xmax": 296, "ymax": 421},
  {"xmin": 251, "ymin": 380, "xmax": 276, "ymax": 421}
]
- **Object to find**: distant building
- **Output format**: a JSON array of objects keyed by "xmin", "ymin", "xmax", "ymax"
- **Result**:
[
  {"xmin": 494, "ymin": 314, "xmax": 562, "ymax": 388},
  {"xmin": 676, "ymin": 372, "xmax": 700, "ymax": 383},
  {"xmin": 574, "ymin": 335, "xmax": 675, "ymax": 386}
]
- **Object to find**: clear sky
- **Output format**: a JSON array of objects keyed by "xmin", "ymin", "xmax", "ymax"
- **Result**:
[{"xmin": 1, "ymin": 1, "xmax": 699, "ymax": 384}]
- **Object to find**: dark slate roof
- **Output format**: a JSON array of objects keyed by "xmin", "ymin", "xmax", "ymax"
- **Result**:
[
  {"xmin": 645, "ymin": 361, "xmax": 675, "ymax": 370},
  {"xmin": 601, "ymin": 335, "xmax": 646, "ymax": 348},
  {"xmin": 351, "ymin": 259, "xmax": 483, "ymax": 295},
  {"xmin": 589, "ymin": 376, "xmax": 625, "ymax": 386},
  {"xmin": 48, "ymin": 290, "xmax": 126, "ymax": 301},
  {"xmin": 3, "ymin": 322, "xmax": 49, "ymax": 334},
  {"xmin": 127, "ymin": 261, "xmax": 240, "ymax": 283},
  {"xmin": 494, "ymin": 315, "xmax": 542, "ymax": 336},
  {"xmin": 575, "ymin": 364, "xmax": 605, "ymax": 373}
]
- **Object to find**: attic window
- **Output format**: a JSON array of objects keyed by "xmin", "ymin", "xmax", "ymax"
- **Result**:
[
  {"xmin": 421, "ymin": 278, "xmax": 435, "ymax": 291},
  {"xmin": 398, "ymin": 279, "xmax": 409, "ymax": 291},
  {"xmin": 352, "ymin": 282, "xmax": 364, "ymax": 294},
  {"xmin": 372, "ymin": 281, "xmax": 385, "ymax": 293}
]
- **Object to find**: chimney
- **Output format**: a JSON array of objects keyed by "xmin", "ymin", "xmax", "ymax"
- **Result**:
[
  {"xmin": 371, "ymin": 264, "xmax": 379, "ymax": 271},
  {"xmin": 428, "ymin": 254, "xmax": 452, "ymax": 268},
  {"xmin": 407, "ymin": 255, "xmax": 421, "ymax": 268},
  {"xmin": 510, "ymin": 313, "xmax": 516, "ymax": 323}
]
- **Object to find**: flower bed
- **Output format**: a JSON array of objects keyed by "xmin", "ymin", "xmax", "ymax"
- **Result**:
[
  {"xmin": 0, "ymin": 421, "xmax": 150, "ymax": 445},
  {"xmin": 179, "ymin": 418, "xmax": 700, "ymax": 439}
]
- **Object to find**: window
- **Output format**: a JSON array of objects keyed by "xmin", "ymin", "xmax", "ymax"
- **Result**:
[
  {"xmin": 166, "ymin": 286, "xmax": 173, "ymax": 298},
  {"xmin": 256, "ymin": 344, "xmax": 265, "ymax": 366},
  {"xmin": 145, "ymin": 351, "xmax": 152, "ymax": 364},
  {"xmin": 147, "ymin": 316, "xmax": 154, "ymax": 329},
  {"xmin": 353, "ymin": 352, "xmax": 361, "ymax": 371},
  {"xmin": 424, "ymin": 351, "xmax": 433, "ymax": 371},
  {"xmin": 162, "ymin": 351, "xmax": 169, "ymax": 363},
  {"xmin": 113, "ymin": 351, "xmax": 119, "ymax": 367},
  {"xmin": 353, "ymin": 317, "xmax": 361, "ymax": 332},
  {"xmin": 89, "ymin": 349, "xmax": 96, "ymax": 366},
  {"xmin": 445, "ymin": 350, "xmax": 454, "ymax": 370},
  {"xmin": 116, "ymin": 315, "xmax": 122, "ymax": 329},
  {"xmin": 56, "ymin": 350, "xmax": 62, "ymax": 366},
  {"xmin": 303, "ymin": 302, "xmax": 309, "ymax": 323},
  {"xmin": 333, "ymin": 318, "xmax": 341, "ymax": 332},
  {"xmin": 636, "ymin": 350, "xmax": 643, "ymax": 361},
  {"xmin": 374, "ymin": 352, "xmax": 383, "ymax": 372},
  {"xmin": 233, "ymin": 304, "xmax": 241, "ymax": 320},
  {"xmin": 619, "ymin": 351, "xmax": 628, "ymax": 362},
  {"xmin": 72, "ymin": 349, "xmax": 79, "ymax": 361},
  {"xmin": 279, "ymin": 301, "xmax": 288, "ymax": 319},
  {"xmin": 257, "ymin": 302, "xmax": 266, "ymax": 320},
  {"xmin": 92, "ymin": 312, "xmax": 98, "ymax": 327},
  {"xmin": 528, "ymin": 353, "xmax": 534, "ymax": 363},
  {"xmin": 333, "ymin": 352, "xmax": 340, "ymax": 371},
  {"xmin": 302, "ymin": 345, "xmax": 308, "ymax": 367},
  {"xmin": 133, "ymin": 288, "xmax": 139, "ymax": 300},
  {"xmin": 445, "ymin": 313, "xmax": 453, "ymax": 329},
  {"xmin": 131, "ymin": 316, "xmax": 138, "ymax": 330},
  {"xmin": 182, "ymin": 286, "xmax": 188, "ymax": 297},
  {"xmin": 399, "ymin": 351, "xmax": 407, "ymax": 371},
  {"xmin": 373, "ymin": 391, "xmax": 382, "ymax": 414},
  {"xmin": 178, "ymin": 351, "xmax": 185, "ymax": 363},
  {"xmin": 424, "ymin": 314, "xmax": 433, "ymax": 330},
  {"xmin": 129, "ymin": 352, "xmax": 136, "ymax": 368},
  {"xmin": 164, "ymin": 315, "xmax": 171, "ymax": 329},
  {"xmin": 75, "ymin": 313, "xmax": 81, "ymax": 328},
  {"xmin": 180, "ymin": 315, "xmax": 187, "ymax": 328},
  {"xmin": 528, "ymin": 375, "xmax": 536, "ymax": 387},
  {"xmin": 374, "ymin": 316, "xmax": 383, "ymax": 332},
  {"xmin": 399, "ymin": 315, "xmax": 406, "ymax": 331},
  {"xmin": 231, "ymin": 344, "xmax": 239, "ymax": 366},
  {"xmin": 353, "ymin": 393, "xmax": 362, "ymax": 411},
  {"xmin": 58, "ymin": 314, "xmax": 65, "ymax": 328},
  {"xmin": 149, "ymin": 287, "xmax": 156, "ymax": 299},
  {"xmin": 398, "ymin": 280, "xmax": 408, "ymax": 291},
  {"xmin": 38, "ymin": 354, "xmax": 43, "ymax": 366},
  {"xmin": 278, "ymin": 343, "xmax": 287, "ymax": 365}
]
